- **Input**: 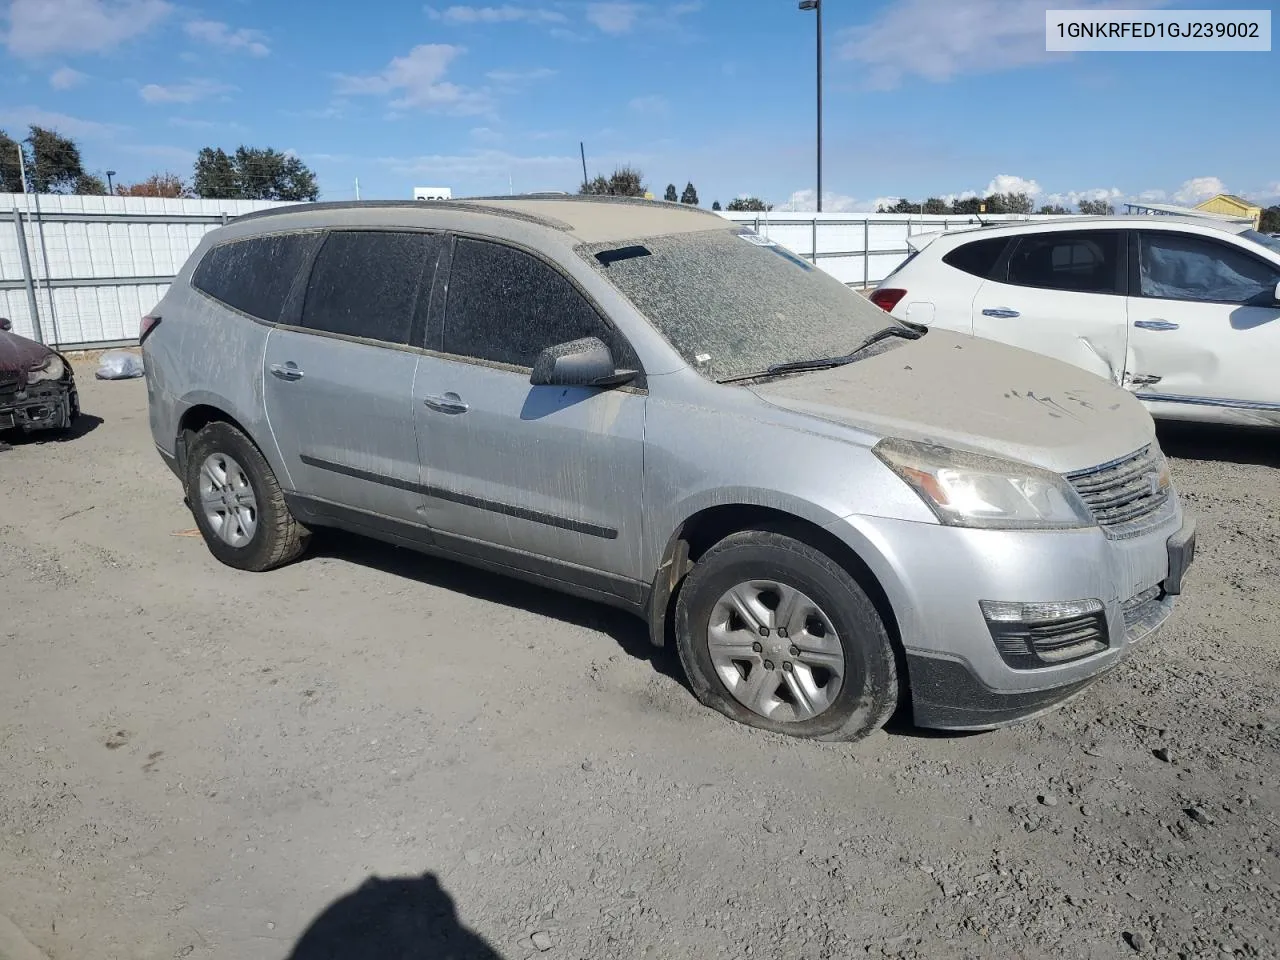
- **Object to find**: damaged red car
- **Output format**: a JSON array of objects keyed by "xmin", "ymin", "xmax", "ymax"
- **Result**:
[{"xmin": 0, "ymin": 318, "xmax": 79, "ymax": 438}]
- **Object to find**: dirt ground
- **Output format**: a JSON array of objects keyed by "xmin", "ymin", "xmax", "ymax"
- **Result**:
[{"xmin": 1, "ymin": 374, "xmax": 1277, "ymax": 960}]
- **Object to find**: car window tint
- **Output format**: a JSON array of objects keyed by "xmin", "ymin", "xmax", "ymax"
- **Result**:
[
  {"xmin": 302, "ymin": 231, "xmax": 440, "ymax": 345},
  {"xmin": 1139, "ymin": 232, "xmax": 1280, "ymax": 304},
  {"xmin": 192, "ymin": 232, "xmax": 322, "ymax": 322},
  {"xmin": 444, "ymin": 238, "xmax": 625, "ymax": 368},
  {"xmin": 942, "ymin": 237, "xmax": 1008, "ymax": 279},
  {"xmin": 1006, "ymin": 231, "xmax": 1121, "ymax": 294}
]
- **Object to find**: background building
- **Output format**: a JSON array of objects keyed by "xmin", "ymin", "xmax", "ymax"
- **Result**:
[{"xmin": 1196, "ymin": 193, "xmax": 1262, "ymax": 229}]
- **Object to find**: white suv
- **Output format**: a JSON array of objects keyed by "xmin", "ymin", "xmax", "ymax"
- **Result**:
[{"xmin": 871, "ymin": 216, "xmax": 1280, "ymax": 427}]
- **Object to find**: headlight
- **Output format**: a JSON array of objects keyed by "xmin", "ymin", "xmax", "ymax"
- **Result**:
[
  {"xmin": 28, "ymin": 354, "xmax": 65, "ymax": 384},
  {"xmin": 874, "ymin": 437, "xmax": 1094, "ymax": 530}
]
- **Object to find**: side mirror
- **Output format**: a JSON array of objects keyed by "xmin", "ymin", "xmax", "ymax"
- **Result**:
[
  {"xmin": 0, "ymin": 318, "xmax": 10, "ymax": 332},
  {"xmin": 530, "ymin": 336, "xmax": 637, "ymax": 388}
]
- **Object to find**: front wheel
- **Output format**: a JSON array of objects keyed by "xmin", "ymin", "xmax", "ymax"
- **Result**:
[
  {"xmin": 674, "ymin": 530, "xmax": 898, "ymax": 741},
  {"xmin": 184, "ymin": 421, "xmax": 308, "ymax": 571}
]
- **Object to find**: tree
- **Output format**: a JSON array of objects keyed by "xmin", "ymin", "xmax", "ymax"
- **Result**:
[
  {"xmin": 878, "ymin": 198, "xmax": 920, "ymax": 214},
  {"xmin": 74, "ymin": 173, "xmax": 107, "ymax": 195},
  {"xmin": 1260, "ymin": 205, "xmax": 1280, "ymax": 233},
  {"xmin": 28, "ymin": 126, "xmax": 86, "ymax": 193},
  {"xmin": 985, "ymin": 191, "xmax": 1033, "ymax": 214},
  {"xmin": 951, "ymin": 197, "xmax": 983, "ymax": 215},
  {"xmin": 663, "ymin": 183, "xmax": 678, "ymax": 202},
  {"xmin": 1078, "ymin": 198, "xmax": 1115, "ymax": 216},
  {"xmin": 193, "ymin": 146, "xmax": 319, "ymax": 201},
  {"xmin": 0, "ymin": 129, "xmax": 23, "ymax": 192},
  {"xmin": 922, "ymin": 197, "xmax": 949, "ymax": 215},
  {"xmin": 118, "ymin": 172, "xmax": 193, "ymax": 198},
  {"xmin": 725, "ymin": 197, "xmax": 772, "ymax": 212},
  {"xmin": 1036, "ymin": 203, "xmax": 1071, "ymax": 215},
  {"xmin": 680, "ymin": 181, "xmax": 699, "ymax": 205},
  {"xmin": 711, "ymin": 200, "xmax": 722, "ymax": 211},
  {"xmin": 578, "ymin": 166, "xmax": 646, "ymax": 198}
]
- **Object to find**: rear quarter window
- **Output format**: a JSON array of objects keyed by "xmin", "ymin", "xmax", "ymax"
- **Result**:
[
  {"xmin": 191, "ymin": 232, "xmax": 322, "ymax": 323},
  {"xmin": 941, "ymin": 237, "xmax": 1009, "ymax": 279}
]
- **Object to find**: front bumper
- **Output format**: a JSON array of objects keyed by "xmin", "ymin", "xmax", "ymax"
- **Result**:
[
  {"xmin": 0, "ymin": 378, "xmax": 77, "ymax": 433},
  {"xmin": 828, "ymin": 509, "xmax": 1195, "ymax": 731}
]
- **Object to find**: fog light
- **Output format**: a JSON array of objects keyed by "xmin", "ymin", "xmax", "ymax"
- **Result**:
[{"xmin": 980, "ymin": 599, "xmax": 1108, "ymax": 670}]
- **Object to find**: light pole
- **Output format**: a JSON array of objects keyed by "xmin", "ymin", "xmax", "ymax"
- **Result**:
[
  {"xmin": 799, "ymin": 0, "xmax": 822, "ymax": 212},
  {"xmin": 106, "ymin": 170, "xmax": 116, "ymax": 194}
]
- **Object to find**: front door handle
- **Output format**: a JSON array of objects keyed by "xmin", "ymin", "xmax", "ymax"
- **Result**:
[
  {"xmin": 423, "ymin": 392, "xmax": 469, "ymax": 414},
  {"xmin": 981, "ymin": 307, "xmax": 1020, "ymax": 318},
  {"xmin": 270, "ymin": 362, "xmax": 304, "ymax": 381},
  {"xmin": 1134, "ymin": 319, "xmax": 1179, "ymax": 331}
]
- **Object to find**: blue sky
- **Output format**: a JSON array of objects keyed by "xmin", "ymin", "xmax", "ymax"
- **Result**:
[{"xmin": 1, "ymin": 0, "xmax": 1277, "ymax": 209}]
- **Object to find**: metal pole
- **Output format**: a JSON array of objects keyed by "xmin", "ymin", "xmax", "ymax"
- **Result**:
[
  {"xmin": 11, "ymin": 207, "xmax": 43, "ymax": 344},
  {"xmin": 354, "ymin": 177, "xmax": 360, "ymax": 200},
  {"xmin": 579, "ymin": 142, "xmax": 588, "ymax": 188},
  {"xmin": 863, "ymin": 218, "xmax": 870, "ymax": 287},
  {"xmin": 811, "ymin": 217, "xmax": 818, "ymax": 264},
  {"xmin": 816, "ymin": 0, "xmax": 823, "ymax": 213},
  {"xmin": 17, "ymin": 144, "xmax": 59, "ymax": 346}
]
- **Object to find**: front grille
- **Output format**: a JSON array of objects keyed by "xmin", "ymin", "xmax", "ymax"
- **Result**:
[{"xmin": 1066, "ymin": 444, "xmax": 1174, "ymax": 538}]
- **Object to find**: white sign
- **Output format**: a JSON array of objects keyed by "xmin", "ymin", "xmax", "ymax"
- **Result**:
[{"xmin": 413, "ymin": 186, "xmax": 452, "ymax": 201}]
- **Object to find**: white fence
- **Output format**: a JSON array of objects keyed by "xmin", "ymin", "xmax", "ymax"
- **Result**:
[
  {"xmin": 718, "ymin": 211, "xmax": 1038, "ymax": 287},
  {"xmin": 1, "ymin": 194, "xmax": 1044, "ymax": 349},
  {"xmin": 0, "ymin": 194, "xmax": 289, "ymax": 348}
]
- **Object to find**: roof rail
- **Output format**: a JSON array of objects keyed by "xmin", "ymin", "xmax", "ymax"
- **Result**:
[
  {"xmin": 463, "ymin": 192, "xmax": 726, "ymax": 221},
  {"xmin": 232, "ymin": 199, "xmax": 571, "ymax": 230}
]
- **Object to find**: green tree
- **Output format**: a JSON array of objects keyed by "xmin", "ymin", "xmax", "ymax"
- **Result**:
[
  {"xmin": 1260, "ymin": 205, "xmax": 1280, "ymax": 233},
  {"xmin": 725, "ymin": 197, "xmax": 772, "ymax": 212},
  {"xmin": 0, "ymin": 129, "xmax": 23, "ymax": 192},
  {"xmin": 878, "ymin": 198, "xmax": 920, "ymax": 214},
  {"xmin": 28, "ymin": 126, "xmax": 86, "ymax": 193},
  {"xmin": 74, "ymin": 173, "xmax": 108, "ymax": 195},
  {"xmin": 1077, "ymin": 198, "xmax": 1115, "ymax": 216},
  {"xmin": 663, "ymin": 183, "xmax": 678, "ymax": 202},
  {"xmin": 711, "ymin": 200, "xmax": 722, "ymax": 211},
  {"xmin": 992, "ymin": 192, "xmax": 1033, "ymax": 214},
  {"xmin": 578, "ymin": 166, "xmax": 647, "ymax": 198},
  {"xmin": 193, "ymin": 148, "xmax": 239, "ymax": 199},
  {"xmin": 1036, "ymin": 203, "xmax": 1071, "ymax": 215},
  {"xmin": 922, "ymin": 197, "xmax": 949, "ymax": 215},
  {"xmin": 680, "ymin": 181, "xmax": 699, "ymax": 205},
  {"xmin": 951, "ymin": 197, "xmax": 983, "ymax": 215},
  {"xmin": 193, "ymin": 146, "xmax": 319, "ymax": 201}
]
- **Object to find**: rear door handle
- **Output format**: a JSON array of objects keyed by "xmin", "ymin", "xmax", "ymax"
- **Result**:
[
  {"xmin": 1134, "ymin": 319, "xmax": 1179, "ymax": 331},
  {"xmin": 423, "ymin": 392, "xmax": 469, "ymax": 414},
  {"xmin": 981, "ymin": 307, "xmax": 1020, "ymax": 318},
  {"xmin": 269, "ymin": 362, "xmax": 304, "ymax": 381}
]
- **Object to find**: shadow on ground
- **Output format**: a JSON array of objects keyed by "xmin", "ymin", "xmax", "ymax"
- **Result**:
[
  {"xmin": 287, "ymin": 872, "xmax": 504, "ymax": 960},
  {"xmin": 1157, "ymin": 420, "xmax": 1280, "ymax": 469},
  {"xmin": 0, "ymin": 413, "xmax": 104, "ymax": 449},
  {"xmin": 311, "ymin": 530, "xmax": 687, "ymax": 688}
]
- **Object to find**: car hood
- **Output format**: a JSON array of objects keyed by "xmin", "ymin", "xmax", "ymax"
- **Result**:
[
  {"xmin": 749, "ymin": 329, "xmax": 1156, "ymax": 474},
  {"xmin": 0, "ymin": 330, "xmax": 54, "ymax": 387}
]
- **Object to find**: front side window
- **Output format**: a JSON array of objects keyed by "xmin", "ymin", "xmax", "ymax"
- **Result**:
[
  {"xmin": 1005, "ymin": 230, "xmax": 1122, "ymax": 294},
  {"xmin": 443, "ymin": 238, "xmax": 630, "ymax": 369},
  {"xmin": 301, "ymin": 231, "xmax": 440, "ymax": 345},
  {"xmin": 1139, "ymin": 231, "xmax": 1280, "ymax": 304},
  {"xmin": 580, "ymin": 228, "xmax": 893, "ymax": 382},
  {"xmin": 191, "ymin": 232, "xmax": 323, "ymax": 322}
]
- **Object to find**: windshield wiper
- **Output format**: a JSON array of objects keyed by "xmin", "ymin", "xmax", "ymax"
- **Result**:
[{"xmin": 718, "ymin": 325, "xmax": 923, "ymax": 384}]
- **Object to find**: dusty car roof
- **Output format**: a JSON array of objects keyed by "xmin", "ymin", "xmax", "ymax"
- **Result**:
[{"xmin": 235, "ymin": 196, "xmax": 730, "ymax": 245}]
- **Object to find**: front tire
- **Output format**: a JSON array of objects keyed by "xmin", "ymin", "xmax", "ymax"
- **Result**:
[
  {"xmin": 184, "ymin": 421, "xmax": 308, "ymax": 571},
  {"xmin": 674, "ymin": 530, "xmax": 897, "ymax": 741}
]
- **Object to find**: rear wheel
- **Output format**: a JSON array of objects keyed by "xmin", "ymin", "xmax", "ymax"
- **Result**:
[
  {"xmin": 184, "ymin": 421, "xmax": 308, "ymax": 571},
  {"xmin": 674, "ymin": 529, "xmax": 897, "ymax": 741}
]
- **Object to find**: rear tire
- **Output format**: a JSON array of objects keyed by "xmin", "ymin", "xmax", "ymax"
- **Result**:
[
  {"xmin": 184, "ymin": 421, "xmax": 308, "ymax": 571},
  {"xmin": 674, "ymin": 529, "xmax": 897, "ymax": 742}
]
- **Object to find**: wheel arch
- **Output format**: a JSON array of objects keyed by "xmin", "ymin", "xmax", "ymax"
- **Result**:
[{"xmin": 174, "ymin": 395, "xmax": 258, "ymax": 479}]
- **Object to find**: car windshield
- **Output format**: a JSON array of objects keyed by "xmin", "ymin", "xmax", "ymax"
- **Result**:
[
  {"xmin": 580, "ymin": 228, "xmax": 897, "ymax": 381},
  {"xmin": 1241, "ymin": 229, "xmax": 1280, "ymax": 255}
]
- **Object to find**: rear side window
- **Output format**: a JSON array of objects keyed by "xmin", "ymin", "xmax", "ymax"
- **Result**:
[
  {"xmin": 191, "ymin": 232, "xmax": 321, "ymax": 322},
  {"xmin": 942, "ymin": 237, "xmax": 1008, "ymax": 279},
  {"xmin": 301, "ymin": 231, "xmax": 441, "ymax": 345},
  {"xmin": 444, "ymin": 238, "xmax": 633, "ymax": 370},
  {"xmin": 1138, "ymin": 231, "xmax": 1280, "ymax": 304},
  {"xmin": 1006, "ymin": 230, "xmax": 1122, "ymax": 294}
]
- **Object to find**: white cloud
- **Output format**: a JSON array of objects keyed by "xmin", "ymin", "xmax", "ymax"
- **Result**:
[
  {"xmin": 427, "ymin": 5, "xmax": 566, "ymax": 23},
  {"xmin": 587, "ymin": 2, "xmax": 643, "ymax": 34},
  {"xmin": 1136, "ymin": 188, "xmax": 1167, "ymax": 202},
  {"xmin": 336, "ymin": 44, "xmax": 491, "ymax": 114},
  {"xmin": 49, "ymin": 66, "xmax": 86, "ymax": 89},
  {"xmin": 839, "ymin": 0, "xmax": 1168, "ymax": 89},
  {"xmin": 4, "ymin": 0, "xmax": 171, "ymax": 57},
  {"xmin": 485, "ymin": 66, "xmax": 556, "ymax": 82},
  {"xmin": 1172, "ymin": 176, "xmax": 1227, "ymax": 205},
  {"xmin": 168, "ymin": 116, "xmax": 245, "ymax": 132},
  {"xmin": 782, "ymin": 189, "xmax": 867, "ymax": 212},
  {"xmin": 0, "ymin": 106, "xmax": 123, "ymax": 138},
  {"xmin": 628, "ymin": 94, "xmax": 667, "ymax": 114},
  {"xmin": 380, "ymin": 148, "xmax": 578, "ymax": 181},
  {"xmin": 470, "ymin": 125, "xmax": 504, "ymax": 143},
  {"xmin": 139, "ymin": 78, "xmax": 235, "ymax": 104},
  {"xmin": 184, "ymin": 19, "xmax": 269, "ymax": 57},
  {"xmin": 984, "ymin": 174, "xmax": 1042, "ymax": 198}
]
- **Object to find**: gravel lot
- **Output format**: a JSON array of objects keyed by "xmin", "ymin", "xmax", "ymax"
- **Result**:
[{"xmin": 1, "ymin": 373, "xmax": 1278, "ymax": 960}]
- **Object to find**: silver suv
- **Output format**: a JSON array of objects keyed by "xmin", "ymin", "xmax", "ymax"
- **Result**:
[{"xmin": 143, "ymin": 197, "xmax": 1195, "ymax": 741}]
